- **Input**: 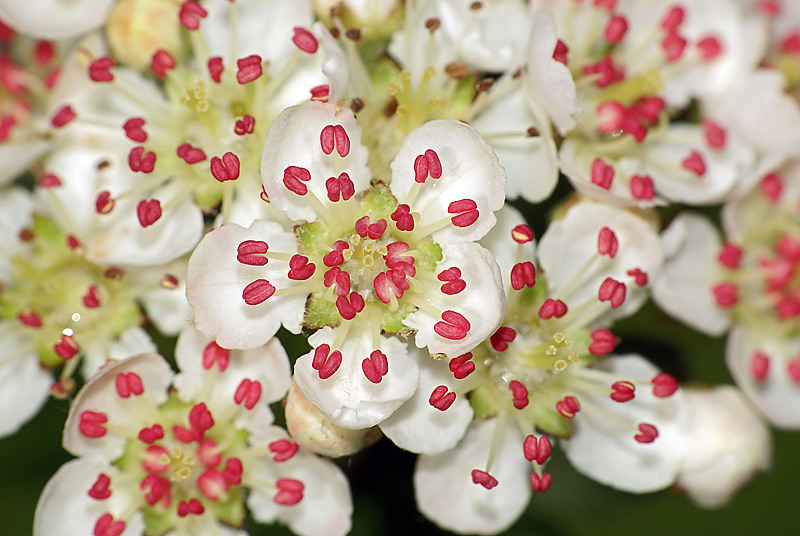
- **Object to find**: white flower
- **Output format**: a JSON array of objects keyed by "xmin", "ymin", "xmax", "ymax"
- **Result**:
[
  {"xmin": 35, "ymin": 327, "xmax": 352, "ymax": 536},
  {"xmin": 0, "ymin": 0, "xmax": 114, "ymax": 39}
]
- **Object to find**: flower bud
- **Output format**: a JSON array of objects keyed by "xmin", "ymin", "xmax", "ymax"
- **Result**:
[{"xmin": 106, "ymin": 0, "xmax": 184, "ymax": 71}]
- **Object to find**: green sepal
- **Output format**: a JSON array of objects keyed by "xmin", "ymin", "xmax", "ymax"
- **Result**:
[
  {"xmin": 469, "ymin": 386, "xmax": 499, "ymax": 419},
  {"xmin": 303, "ymin": 293, "xmax": 340, "ymax": 329},
  {"xmin": 380, "ymin": 302, "xmax": 416, "ymax": 335}
]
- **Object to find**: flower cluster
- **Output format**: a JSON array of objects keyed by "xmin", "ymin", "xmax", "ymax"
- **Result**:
[{"xmin": 3, "ymin": 0, "xmax": 797, "ymax": 534}]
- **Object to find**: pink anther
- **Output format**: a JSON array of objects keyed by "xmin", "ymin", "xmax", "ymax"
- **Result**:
[
  {"xmin": 449, "ymin": 352, "xmax": 475, "ymax": 379},
  {"xmin": 79, "ymin": 411, "xmax": 108, "ymax": 438},
  {"xmin": 362, "ymin": 350, "xmax": 389, "ymax": 384},
  {"xmin": 234, "ymin": 379, "xmax": 262, "ymax": 409},
  {"xmin": 177, "ymin": 143, "xmax": 206, "ymax": 164},
  {"xmin": 202, "ymin": 341, "xmax": 230, "ymax": 371},
  {"xmin": 598, "ymin": 277, "xmax": 626, "ymax": 308},
  {"xmin": 210, "ymin": 152, "xmax": 240, "ymax": 182},
  {"xmin": 88, "ymin": 473, "xmax": 112, "ymax": 500},
  {"xmin": 391, "ymin": 203, "xmax": 415, "ymax": 231},
  {"xmin": 448, "ymin": 199, "xmax": 479, "ymax": 227},
  {"xmin": 179, "ymin": 1, "xmax": 207, "ymax": 30},
  {"xmin": 523, "ymin": 435, "xmax": 552, "ymax": 465},
  {"xmin": 325, "ymin": 172, "xmax": 355, "ymax": 202},
  {"xmin": 634, "ymin": 423, "xmax": 659, "ymax": 443},
  {"xmin": 434, "ymin": 310, "xmax": 471, "ymax": 340},
  {"xmin": 529, "ymin": 472, "xmax": 552, "ymax": 492},
  {"xmin": 123, "ymin": 117, "xmax": 147, "ymax": 142},
  {"xmin": 88, "ymin": 57, "xmax": 115, "ymax": 82},
  {"xmin": 591, "ymin": 158, "xmax": 614, "ymax": 189},
  {"xmin": 511, "ymin": 224, "xmax": 534, "ymax": 243},
  {"xmin": 151, "ymin": 49, "xmax": 175, "ymax": 78},
  {"xmin": 208, "ymin": 56, "xmax": 223, "ymax": 83},
  {"xmin": 292, "ymin": 27, "xmax": 319, "ymax": 53},
  {"xmin": 115, "ymin": 372, "xmax": 144, "ymax": 398},
  {"xmin": 471, "ymin": 469, "xmax": 498, "ymax": 489},
  {"xmin": 234, "ymin": 114, "xmax": 255, "ymax": 135},
  {"xmin": 630, "ymin": 174, "xmax": 655, "ymax": 200},
  {"xmin": 283, "ymin": 165, "xmax": 311, "ymax": 195},
  {"xmin": 610, "ymin": 380, "xmax": 636, "ymax": 402},
  {"xmin": 274, "ymin": 478, "xmax": 305, "ymax": 505},
  {"xmin": 128, "ymin": 146, "xmax": 156, "ymax": 173},
  {"xmin": 555, "ymin": 396, "xmax": 580, "ymax": 418},
  {"xmin": 751, "ymin": 352, "xmax": 770, "ymax": 381},
  {"xmin": 312, "ymin": 344, "xmax": 342, "ymax": 379},
  {"xmin": 588, "ymin": 328, "xmax": 616, "ymax": 355},
  {"xmin": 511, "ymin": 262, "xmax": 536, "ymax": 290},
  {"xmin": 288, "ymin": 254, "xmax": 316, "ymax": 280},
  {"xmin": 242, "ymin": 279, "xmax": 275, "ymax": 305},
  {"xmin": 682, "ymin": 150, "xmax": 706, "ymax": 176},
  {"xmin": 538, "ymin": 298, "xmax": 568, "ymax": 319},
  {"xmin": 490, "ymin": 327, "xmax": 517, "ymax": 352},
  {"xmin": 651, "ymin": 372, "xmax": 679, "ymax": 397},
  {"xmin": 236, "ymin": 55, "xmax": 262, "ymax": 84},
  {"xmin": 598, "ymin": 227, "xmax": 619, "ymax": 257},
  {"xmin": 429, "ymin": 385, "xmax": 456, "ymax": 411},
  {"xmin": 509, "ymin": 379, "xmax": 529, "ymax": 409},
  {"xmin": 269, "ymin": 440, "xmax": 299, "ymax": 462}
]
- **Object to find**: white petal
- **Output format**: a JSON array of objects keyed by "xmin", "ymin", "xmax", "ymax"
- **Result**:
[
  {"xmin": 562, "ymin": 354, "xmax": 688, "ymax": 492},
  {"xmin": 260, "ymin": 101, "xmax": 371, "ymax": 223},
  {"xmin": 414, "ymin": 418, "xmax": 531, "ymax": 535},
  {"xmin": 186, "ymin": 221, "xmax": 306, "ymax": 349},
  {"xmin": 651, "ymin": 212, "xmax": 730, "ymax": 336},
  {"xmin": 294, "ymin": 326, "xmax": 419, "ymax": 429},
  {"xmin": 0, "ymin": 326, "xmax": 52, "ymax": 438},
  {"xmin": 81, "ymin": 326, "xmax": 158, "ymax": 379},
  {"xmin": 479, "ymin": 204, "xmax": 535, "ymax": 295},
  {"xmin": 405, "ymin": 242, "xmax": 505, "ymax": 358},
  {"xmin": 0, "ymin": 141, "xmax": 49, "ymax": 186},
  {"xmin": 0, "ymin": 187, "xmax": 34, "ymax": 280},
  {"xmin": 389, "ymin": 119, "xmax": 505, "ymax": 244},
  {"xmin": 380, "ymin": 345, "xmax": 473, "ymax": 455},
  {"xmin": 726, "ymin": 326, "xmax": 800, "ymax": 429},
  {"xmin": 63, "ymin": 353, "xmax": 173, "ymax": 459},
  {"xmin": 0, "ymin": 0, "xmax": 114, "ymax": 39},
  {"xmin": 536, "ymin": 202, "xmax": 664, "ymax": 323},
  {"xmin": 137, "ymin": 260, "xmax": 193, "ymax": 336},
  {"xmin": 34, "ymin": 458, "xmax": 144, "ymax": 536}
]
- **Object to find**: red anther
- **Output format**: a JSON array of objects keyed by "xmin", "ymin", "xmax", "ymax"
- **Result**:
[
  {"xmin": 202, "ymin": 341, "xmax": 230, "ymax": 371},
  {"xmin": 509, "ymin": 379, "xmax": 529, "ymax": 409},
  {"xmin": 269, "ymin": 439, "xmax": 299, "ymax": 462},
  {"xmin": 355, "ymin": 215, "xmax": 370, "ymax": 237},
  {"xmin": 121, "ymin": 117, "xmax": 148, "ymax": 143},
  {"xmin": 751, "ymin": 352, "xmax": 770, "ymax": 381},
  {"xmin": 760, "ymin": 173, "xmax": 783, "ymax": 202},
  {"xmin": 292, "ymin": 26, "xmax": 319, "ymax": 53},
  {"xmin": 288, "ymin": 254, "xmax": 316, "ymax": 280},
  {"xmin": 511, "ymin": 262, "xmax": 536, "ymax": 290},
  {"xmin": 210, "ymin": 152, "xmax": 240, "ymax": 182},
  {"xmin": 712, "ymin": 282, "xmax": 738, "ymax": 307},
  {"xmin": 114, "ymin": 372, "xmax": 144, "ymax": 398},
  {"xmin": 236, "ymin": 54, "xmax": 262, "ymax": 84},
  {"xmin": 449, "ymin": 352, "xmax": 475, "ymax": 379},
  {"xmin": 787, "ymin": 358, "xmax": 800, "ymax": 383},
  {"xmin": 661, "ymin": 31, "xmax": 687, "ymax": 62},
  {"xmin": 523, "ymin": 435, "xmax": 552, "ymax": 465},
  {"xmin": 362, "ymin": 350, "xmax": 389, "ymax": 384},
  {"xmin": 701, "ymin": 121, "xmax": 726, "ymax": 152},
  {"xmin": 197, "ymin": 469, "xmax": 227, "ymax": 501},
  {"xmin": 434, "ymin": 310, "xmax": 471, "ymax": 340},
  {"xmin": 35, "ymin": 40, "xmax": 55, "ymax": 65},
  {"xmin": 312, "ymin": 344, "xmax": 343, "ymax": 379},
  {"xmin": 234, "ymin": 114, "xmax": 255, "ymax": 135},
  {"xmin": 88, "ymin": 57, "xmax": 115, "ymax": 82},
  {"xmin": 717, "ymin": 243, "xmax": 741, "ymax": 268},
  {"xmin": 636, "ymin": 97, "xmax": 665, "ymax": 124},
  {"xmin": 538, "ymin": 298, "xmax": 568, "ymax": 319},
  {"xmin": 470, "ymin": 469, "xmax": 498, "ymax": 489},
  {"xmin": 594, "ymin": 0, "xmax": 616, "ymax": 9},
  {"xmin": 373, "ymin": 272, "xmax": 396, "ymax": 303},
  {"xmin": 587, "ymin": 328, "xmax": 615, "ymax": 356},
  {"xmin": 448, "ymin": 199, "xmax": 479, "ymax": 227},
  {"xmin": 138, "ymin": 424, "xmax": 164, "ymax": 444},
  {"xmin": 51, "ymin": 105, "xmax": 76, "ymax": 127},
  {"xmin": 67, "ymin": 235, "xmax": 81, "ymax": 250},
  {"xmin": 324, "ymin": 267, "xmax": 352, "ymax": 296},
  {"xmin": 79, "ymin": 411, "xmax": 108, "ymax": 438},
  {"xmin": 88, "ymin": 473, "xmax": 112, "ymax": 500},
  {"xmin": 582, "ymin": 56, "xmax": 624, "ymax": 88},
  {"xmin": 197, "ymin": 438, "xmax": 221, "ymax": 467},
  {"xmin": 759, "ymin": 0, "xmax": 782, "ymax": 17},
  {"xmin": 172, "ymin": 425, "xmax": 200, "ymax": 443},
  {"xmin": 605, "ymin": 15, "xmax": 628, "ymax": 44},
  {"xmin": 391, "ymin": 203, "xmax": 415, "ymax": 231},
  {"xmin": 283, "ymin": 165, "xmax": 311, "ymax": 195},
  {"xmin": 591, "ymin": 158, "xmax": 614, "ymax": 189},
  {"xmin": 0, "ymin": 115, "xmax": 16, "ymax": 141},
  {"xmin": 597, "ymin": 227, "xmax": 619, "ymax": 258},
  {"xmin": 511, "ymin": 224, "xmax": 534, "ymax": 244},
  {"xmin": 323, "ymin": 240, "xmax": 349, "ymax": 267},
  {"xmin": 208, "ymin": 56, "xmax": 223, "ymax": 83},
  {"xmin": 222, "ymin": 458, "xmax": 243, "ymax": 485},
  {"xmin": 490, "ymin": 327, "xmax": 517, "ymax": 352},
  {"xmin": 320, "ymin": 124, "xmax": 335, "ymax": 155},
  {"xmin": 178, "ymin": 498, "xmax": 205, "ymax": 517},
  {"xmin": 336, "ymin": 291, "xmax": 365, "ymax": 320},
  {"xmin": 189, "ymin": 402, "xmax": 214, "ymax": 433},
  {"xmin": 682, "ymin": 150, "xmax": 706, "ymax": 176},
  {"xmin": 555, "ymin": 396, "xmax": 580, "ymax": 418},
  {"xmin": 610, "ymin": 380, "xmax": 636, "ymax": 402},
  {"xmin": 237, "ymin": 240, "xmax": 269, "ymax": 266},
  {"xmin": 93, "ymin": 513, "xmax": 126, "ymax": 536},
  {"xmin": 626, "ymin": 267, "xmax": 648, "ymax": 286},
  {"xmin": 151, "ymin": 49, "xmax": 175, "ymax": 77},
  {"xmin": 634, "ymin": 423, "xmax": 659, "ymax": 443},
  {"xmin": 38, "ymin": 173, "xmax": 61, "ymax": 188},
  {"xmin": 552, "ymin": 39, "xmax": 569, "ymax": 65},
  {"xmin": 261, "ymin": 186, "xmax": 270, "ymax": 203},
  {"xmin": 242, "ymin": 279, "xmax": 275, "ymax": 305},
  {"xmin": 597, "ymin": 101, "xmax": 626, "ymax": 134},
  {"xmin": 128, "ymin": 146, "xmax": 156, "ymax": 173},
  {"xmin": 334, "ymin": 124, "xmax": 350, "ymax": 157},
  {"xmin": 368, "ymin": 219, "xmax": 387, "ymax": 239},
  {"xmin": 781, "ymin": 31, "xmax": 800, "ymax": 53},
  {"xmin": 179, "ymin": 0, "xmax": 208, "ymax": 30},
  {"xmin": 55, "ymin": 334, "xmax": 79, "ymax": 359},
  {"xmin": 325, "ymin": 172, "xmax": 355, "ymax": 202},
  {"xmin": 661, "ymin": 5, "xmax": 685, "ymax": 30},
  {"xmin": 429, "ymin": 385, "xmax": 456, "ymax": 411},
  {"xmin": 274, "ymin": 478, "xmax": 305, "ymax": 505},
  {"xmin": 529, "ymin": 472, "xmax": 552, "ymax": 492},
  {"xmin": 310, "ymin": 84, "xmax": 329, "ymax": 102},
  {"xmin": 140, "ymin": 474, "xmax": 170, "ymax": 507},
  {"xmin": 630, "ymin": 174, "xmax": 655, "ymax": 200},
  {"xmin": 413, "ymin": 149, "xmax": 443, "ymax": 183},
  {"xmin": 697, "ymin": 35, "xmax": 722, "ymax": 61},
  {"xmin": 176, "ymin": 143, "xmax": 207, "ymax": 164},
  {"xmin": 598, "ymin": 277, "xmax": 626, "ymax": 308},
  {"xmin": 17, "ymin": 312, "xmax": 43, "ymax": 328},
  {"xmin": 651, "ymin": 372, "xmax": 679, "ymax": 397},
  {"xmin": 438, "ymin": 266, "xmax": 466, "ymax": 295},
  {"xmin": 233, "ymin": 379, "xmax": 262, "ymax": 410},
  {"xmin": 137, "ymin": 199, "xmax": 162, "ymax": 227},
  {"xmin": 82, "ymin": 285, "xmax": 101, "ymax": 308}
]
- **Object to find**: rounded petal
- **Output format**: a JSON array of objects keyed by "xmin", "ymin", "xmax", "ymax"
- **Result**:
[
  {"xmin": 562, "ymin": 354, "xmax": 688, "ymax": 493},
  {"xmin": 651, "ymin": 212, "xmax": 730, "ymax": 336},
  {"xmin": 63, "ymin": 353, "xmax": 173, "ymax": 459},
  {"xmin": 479, "ymin": 204, "xmax": 535, "ymax": 295},
  {"xmin": 81, "ymin": 325, "xmax": 158, "ymax": 379},
  {"xmin": 294, "ymin": 326, "xmax": 419, "ymax": 429},
  {"xmin": 186, "ymin": 221, "xmax": 305, "ymax": 349},
  {"xmin": 414, "ymin": 418, "xmax": 531, "ymax": 535},
  {"xmin": 405, "ymin": 242, "xmax": 505, "ymax": 358},
  {"xmin": 0, "ymin": 141, "xmax": 50, "ymax": 186},
  {"xmin": 0, "ymin": 0, "xmax": 114, "ymax": 39},
  {"xmin": 0, "ymin": 326, "xmax": 52, "ymax": 438},
  {"xmin": 389, "ymin": 119, "xmax": 506, "ymax": 244},
  {"xmin": 380, "ymin": 346, "xmax": 473, "ymax": 455}
]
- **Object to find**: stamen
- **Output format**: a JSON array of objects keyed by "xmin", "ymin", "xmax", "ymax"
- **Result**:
[
  {"xmin": 588, "ymin": 328, "xmax": 616, "ymax": 355},
  {"xmin": 311, "ymin": 344, "xmax": 342, "ymax": 379},
  {"xmin": 598, "ymin": 278, "xmax": 626, "ymax": 308},
  {"xmin": 681, "ymin": 150, "xmax": 706, "ymax": 176},
  {"xmin": 179, "ymin": 1, "xmax": 208, "ymax": 30},
  {"xmin": 128, "ymin": 146, "xmax": 156, "ymax": 173},
  {"xmin": 760, "ymin": 173, "xmax": 783, "ymax": 202},
  {"xmin": 511, "ymin": 224, "xmax": 534, "ymax": 243},
  {"xmin": 391, "ymin": 204, "xmax": 415, "ymax": 231},
  {"xmin": 597, "ymin": 227, "xmax": 618, "ymax": 257},
  {"xmin": 552, "ymin": 39, "xmax": 569, "ymax": 65},
  {"xmin": 522, "ymin": 435, "xmax": 552, "ymax": 464},
  {"xmin": 17, "ymin": 312, "xmax": 43, "ymax": 328},
  {"xmin": 283, "ymin": 165, "xmax": 312, "ymax": 195},
  {"xmin": 115, "ymin": 372, "xmax": 144, "ymax": 398},
  {"xmin": 51, "ymin": 105, "xmax": 76, "ymax": 128},
  {"xmin": 325, "ymin": 172, "xmax": 355, "ymax": 202},
  {"xmin": 438, "ymin": 266, "xmax": 466, "ymax": 295},
  {"xmin": 490, "ymin": 327, "xmax": 516, "ymax": 352},
  {"xmin": 434, "ymin": 310, "xmax": 471, "ymax": 340},
  {"xmin": 210, "ymin": 152, "xmax": 241, "ymax": 182},
  {"xmin": 626, "ymin": 268, "xmax": 648, "ymax": 286},
  {"xmin": 55, "ymin": 334, "xmax": 80, "ymax": 359},
  {"xmin": 511, "ymin": 262, "xmax": 536, "ymax": 290},
  {"xmin": 269, "ymin": 439, "xmax": 299, "ymax": 462},
  {"xmin": 93, "ymin": 513, "xmax": 126, "ymax": 536},
  {"xmin": 362, "ymin": 350, "xmax": 389, "ymax": 383},
  {"xmin": 449, "ymin": 352, "xmax": 475, "ymax": 379},
  {"xmin": 413, "ymin": 149, "xmax": 442, "ymax": 183},
  {"xmin": 336, "ymin": 292, "xmax": 365, "ymax": 320},
  {"xmin": 712, "ymin": 282, "xmax": 738, "ymax": 307},
  {"xmin": 630, "ymin": 174, "xmax": 655, "ymax": 199},
  {"xmin": 137, "ymin": 199, "xmax": 162, "ymax": 227},
  {"xmin": 202, "ymin": 341, "xmax": 230, "ymax": 371},
  {"xmin": 242, "ymin": 279, "xmax": 276, "ymax": 305},
  {"xmin": 88, "ymin": 57, "xmax": 115, "ymax": 82},
  {"xmin": 292, "ymin": 27, "xmax": 319, "ymax": 54},
  {"xmin": 538, "ymin": 299, "xmax": 568, "ymax": 319},
  {"xmin": 651, "ymin": 373, "xmax": 679, "ymax": 397},
  {"xmin": 288, "ymin": 255, "xmax": 316, "ymax": 280},
  {"xmin": 88, "ymin": 474, "xmax": 112, "ymax": 500},
  {"xmin": 151, "ymin": 49, "xmax": 175, "ymax": 77},
  {"xmin": 208, "ymin": 56, "xmax": 223, "ymax": 83},
  {"xmin": 509, "ymin": 380, "xmax": 529, "ymax": 409},
  {"xmin": 470, "ymin": 469, "xmax": 498, "ymax": 489},
  {"xmin": 122, "ymin": 117, "xmax": 147, "ymax": 142},
  {"xmin": 138, "ymin": 424, "xmax": 164, "ymax": 444},
  {"xmin": 555, "ymin": 396, "xmax": 580, "ymax": 418},
  {"xmin": 634, "ymin": 423, "xmax": 658, "ymax": 443},
  {"xmin": 234, "ymin": 379, "xmax": 262, "ymax": 409},
  {"xmin": 718, "ymin": 243, "xmax": 742, "ymax": 268},
  {"xmin": 429, "ymin": 385, "xmax": 456, "ymax": 411},
  {"xmin": 236, "ymin": 55, "xmax": 262, "ymax": 84},
  {"xmin": 604, "ymin": 15, "xmax": 628, "ymax": 44},
  {"xmin": 274, "ymin": 478, "xmax": 305, "ymax": 505},
  {"xmin": 447, "ymin": 199, "xmax": 479, "ymax": 227},
  {"xmin": 591, "ymin": 158, "xmax": 614, "ymax": 189},
  {"xmin": 177, "ymin": 143, "xmax": 207, "ymax": 164},
  {"xmin": 38, "ymin": 174, "xmax": 61, "ymax": 187},
  {"xmin": 234, "ymin": 115, "xmax": 255, "ymax": 135},
  {"xmin": 529, "ymin": 472, "xmax": 552, "ymax": 492},
  {"xmin": 79, "ymin": 410, "xmax": 108, "ymax": 438},
  {"xmin": 751, "ymin": 352, "xmax": 770, "ymax": 381},
  {"xmin": 660, "ymin": 6, "xmax": 685, "ymax": 30},
  {"xmin": 697, "ymin": 35, "xmax": 722, "ymax": 61},
  {"xmin": 610, "ymin": 381, "xmax": 635, "ymax": 402}
]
